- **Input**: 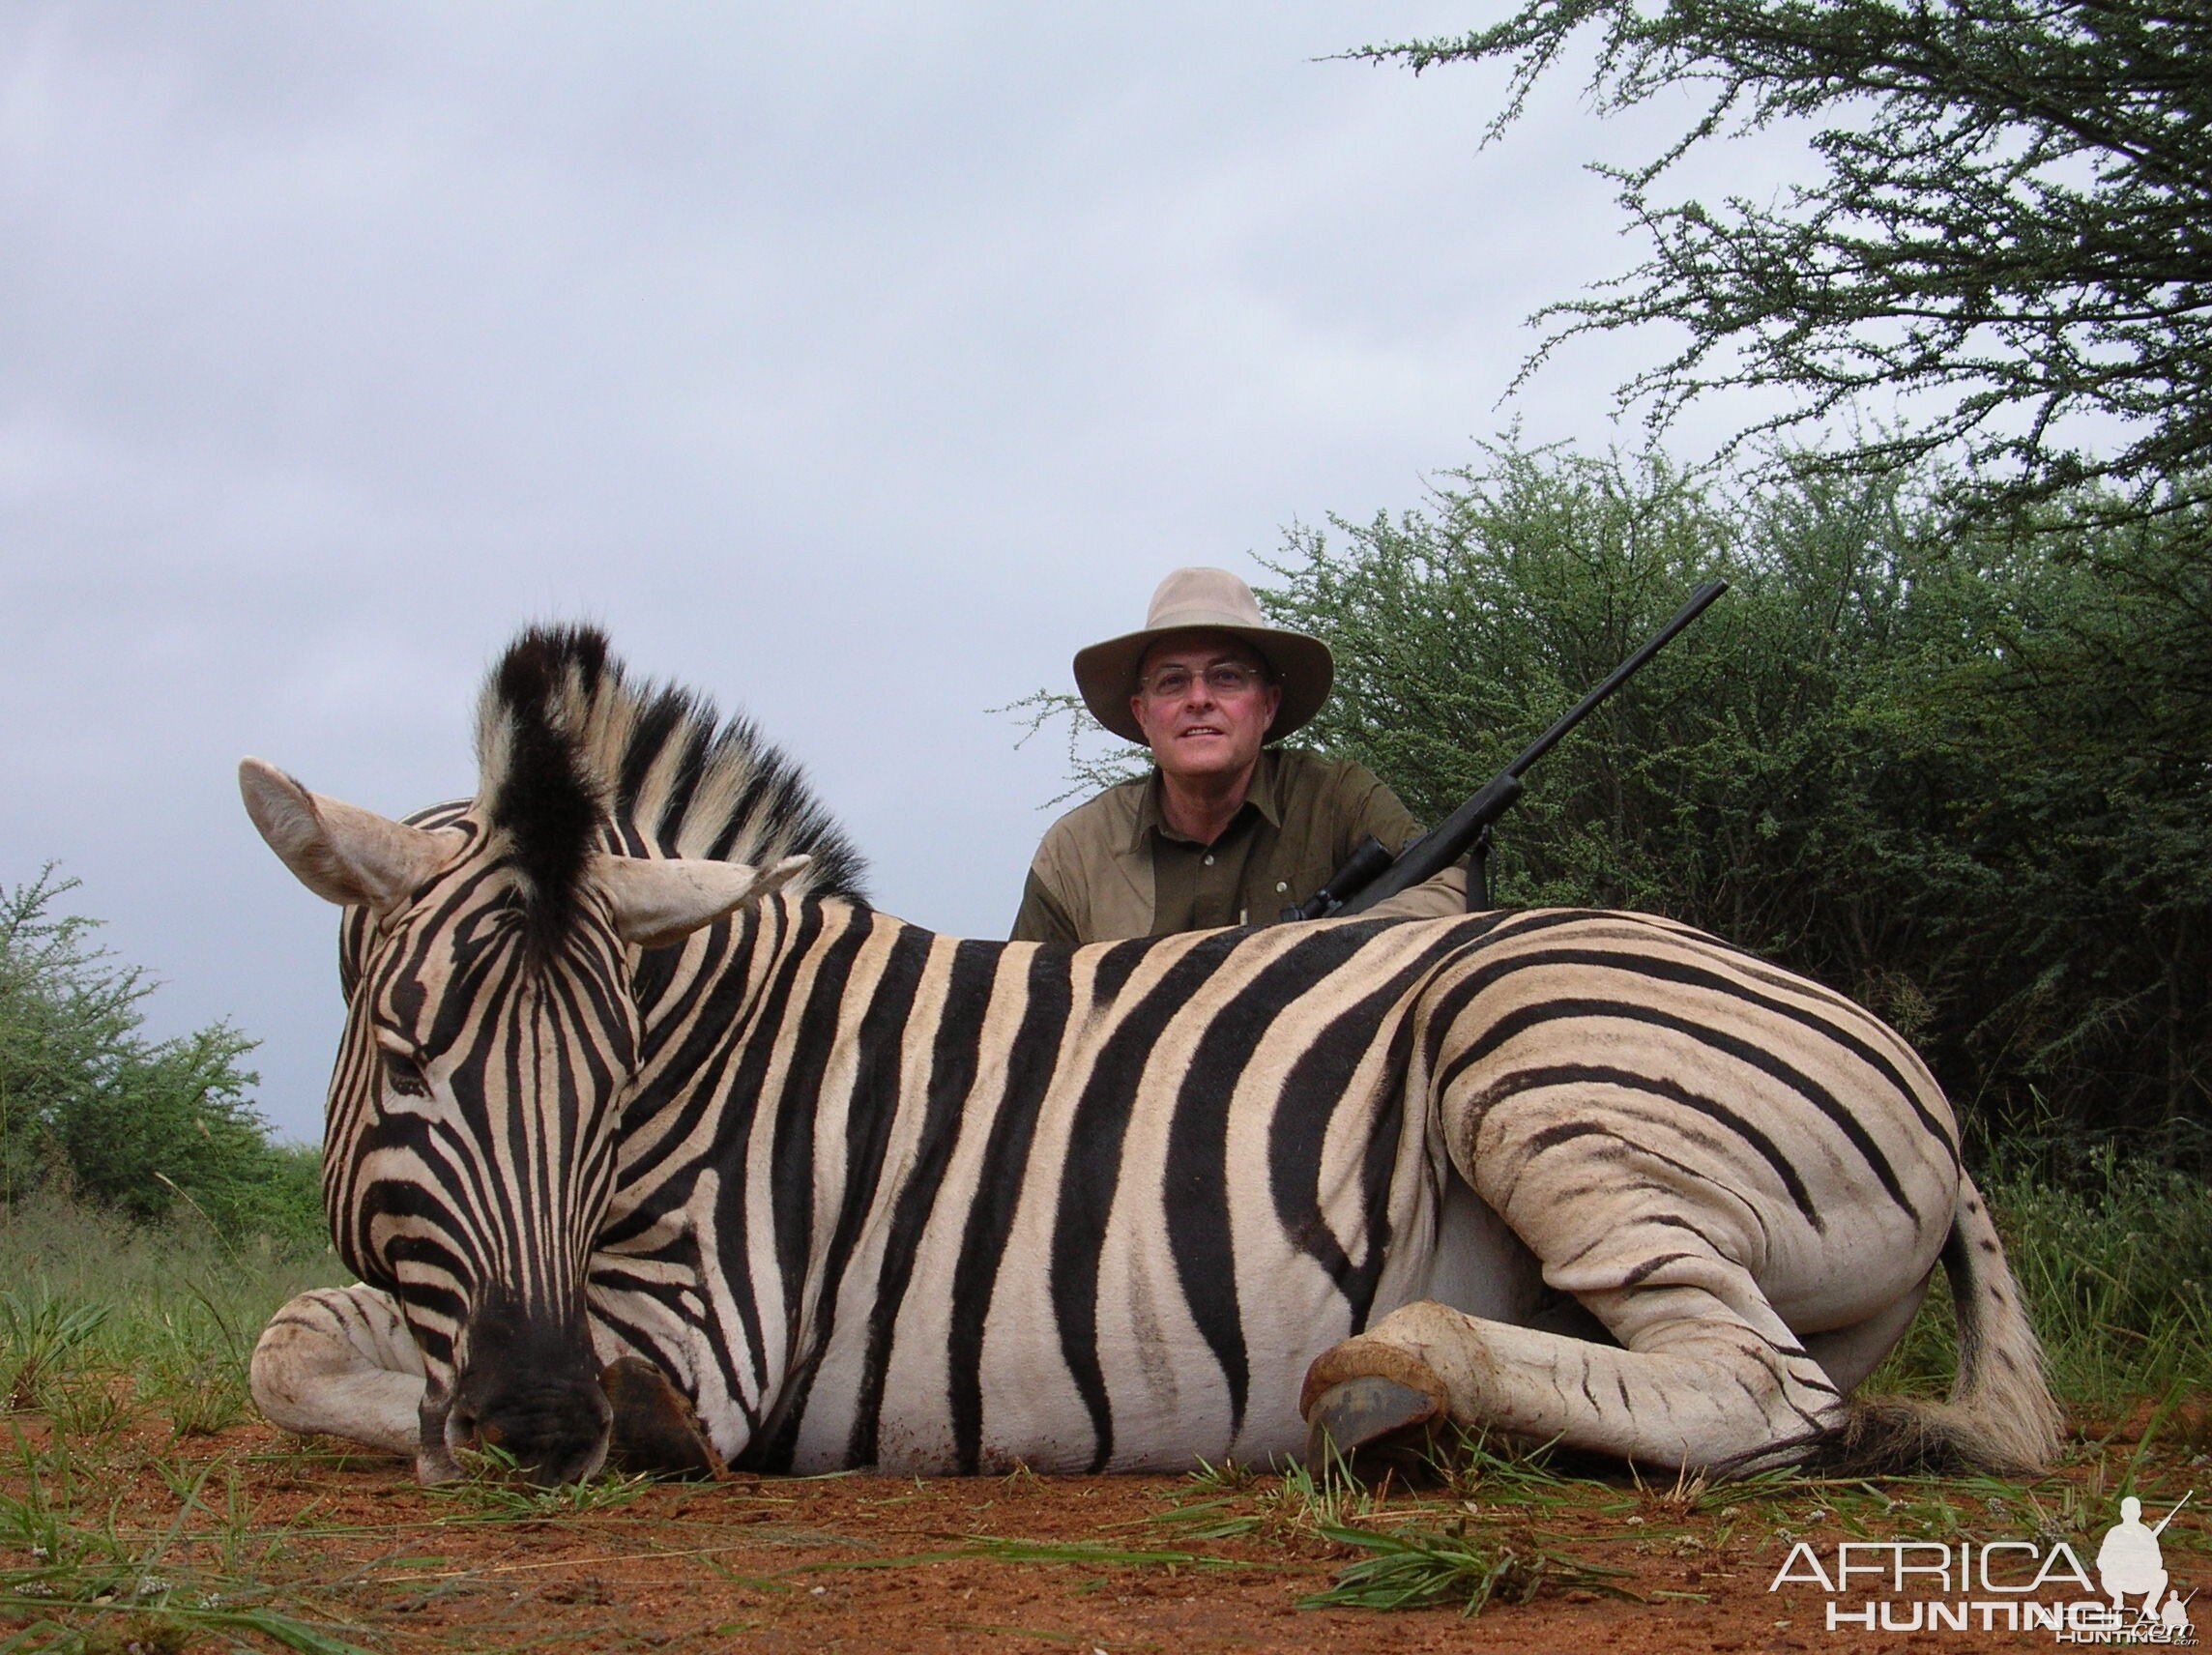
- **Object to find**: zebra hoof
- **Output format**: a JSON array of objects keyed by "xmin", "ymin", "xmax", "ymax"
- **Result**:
[
  {"xmin": 601, "ymin": 1357, "xmax": 728, "ymax": 1480},
  {"xmin": 1303, "ymin": 1376, "xmax": 1445, "ymax": 1474}
]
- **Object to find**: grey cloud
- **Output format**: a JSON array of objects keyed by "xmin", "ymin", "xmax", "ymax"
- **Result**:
[{"xmin": 3, "ymin": 3, "xmax": 1811, "ymax": 1140}]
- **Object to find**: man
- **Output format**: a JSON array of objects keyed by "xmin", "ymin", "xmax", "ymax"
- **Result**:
[
  {"xmin": 2096, "ymin": 1496, "xmax": 2171, "ymax": 1620},
  {"xmin": 1011, "ymin": 566, "xmax": 1466, "ymax": 945}
]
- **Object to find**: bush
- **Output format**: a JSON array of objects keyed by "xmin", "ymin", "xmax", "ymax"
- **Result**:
[
  {"xmin": 0, "ymin": 868, "xmax": 324, "ymax": 1249},
  {"xmin": 1258, "ymin": 439, "xmax": 2211, "ymax": 1142}
]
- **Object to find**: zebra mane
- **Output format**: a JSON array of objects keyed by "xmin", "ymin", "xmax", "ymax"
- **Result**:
[{"xmin": 475, "ymin": 624, "xmax": 868, "ymax": 946}]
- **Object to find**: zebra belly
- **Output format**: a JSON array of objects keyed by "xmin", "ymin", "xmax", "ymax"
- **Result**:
[
  {"xmin": 776, "ymin": 1159, "xmax": 1547, "ymax": 1472},
  {"xmin": 771, "ymin": 1216, "xmax": 1387, "ymax": 1474},
  {"xmin": 785, "ymin": 1281, "xmax": 1368, "ymax": 1474},
  {"xmin": 773, "ymin": 1112, "xmax": 1449, "ymax": 1473}
]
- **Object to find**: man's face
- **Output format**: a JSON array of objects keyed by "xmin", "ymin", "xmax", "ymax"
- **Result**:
[{"xmin": 1130, "ymin": 632, "xmax": 1282, "ymax": 787}]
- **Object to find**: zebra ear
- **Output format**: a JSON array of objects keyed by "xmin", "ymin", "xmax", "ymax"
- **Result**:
[
  {"xmin": 240, "ymin": 758, "xmax": 452, "ymax": 911},
  {"xmin": 594, "ymin": 854, "xmax": 812, "ymax": 948}
]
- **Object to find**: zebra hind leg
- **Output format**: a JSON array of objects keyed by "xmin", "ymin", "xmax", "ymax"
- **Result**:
[
  {"xmin": 1306, "ymin": 1100, "xmax": 1854, "ymax": 1476},
  {"xmin": 1303, "ymin": 1263, "xmax": 1847, "ymax": 1479},
  {"xmin": 1818, "ymin": 1176, "xmax": 2059, "ymax": 1476},
  {"xmin": 249, "ymin": 1285, "xmax": 427, "ymax": 1457},
  {"xmin": 1303, "ymin": 1181, "xmax": 2058, "ymax": 1480}
]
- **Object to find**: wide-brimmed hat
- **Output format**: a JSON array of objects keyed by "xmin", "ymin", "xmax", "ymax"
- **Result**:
[{"xmin": 1072, "ymin": 566, "xmax": 1334, "ymax": 745}]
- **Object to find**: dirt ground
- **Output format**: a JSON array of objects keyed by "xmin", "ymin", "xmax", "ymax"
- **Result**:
[{"xmin": 3, "ymin": 1408, "xmax": 2206, "ymax": 1654}]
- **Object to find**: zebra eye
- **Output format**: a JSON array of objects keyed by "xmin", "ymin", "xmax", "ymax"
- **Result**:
[{"xmin": 382, "ymin": 1049, "xmax": 431, "ymax": 1098}]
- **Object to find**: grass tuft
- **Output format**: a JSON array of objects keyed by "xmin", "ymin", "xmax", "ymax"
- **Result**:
[
  {"xmin": 1298, "ymin": 1519, "xmax": 1633, "ymax": 1616},
  {"xmin": 1185, "ymin": 1454, "xmax": 1259, "ymax": 1494},
  {"xmin": 424, "ymin": 1443, "xmax": 657, "ymax": 1521},
  {"xmin": 0, "ymin": 1293, "xmax": 110, "ymax": 1415}
]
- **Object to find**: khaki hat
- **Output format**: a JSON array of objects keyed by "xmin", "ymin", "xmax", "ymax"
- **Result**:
[{"xmin": 1072, "ymin": 566, "xmax": 1334, "ymax": 745}]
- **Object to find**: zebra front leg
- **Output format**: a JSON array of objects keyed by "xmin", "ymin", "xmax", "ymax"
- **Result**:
[
  {"xmin": 250, "ymin": 1286, "xmax": 426, "ymax": 1458},
  {"xmin": 1303, "ymin": 1265, "xmax": 1845, "ymax": 1476}
]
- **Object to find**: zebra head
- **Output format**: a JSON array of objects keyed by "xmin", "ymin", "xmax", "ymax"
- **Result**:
[{"xmin": 240, "ymin": 628, "xmax": 815, "ymax": 1484}]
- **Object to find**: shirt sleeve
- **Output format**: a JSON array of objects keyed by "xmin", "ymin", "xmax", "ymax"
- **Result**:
[
  {"xmin": 1010, "ymin": 867, "xmax": 1081, "ymax": 944},
  {"xmin": 1362, "ymin": 863, "xmax": 1470, "ymax": 919},
  {"xmin": 1330, "ymin": 759, "xmax": 1471, "ymax": 919},
  {"xmin": 1332, "ymin": 762, "xmax": 1424, "ymax": 860}
]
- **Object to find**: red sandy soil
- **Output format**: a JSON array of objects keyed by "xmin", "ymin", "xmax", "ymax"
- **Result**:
[{"xmin": 3, "ymin": 1408, "xmax": 2204, "ymax": 1654}]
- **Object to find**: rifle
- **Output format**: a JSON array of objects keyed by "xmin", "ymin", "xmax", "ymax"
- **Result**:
[
  {"xmin": 1285, "ymin": 579, "xmax": 1728, "ymax": 920},
  {"xmin": 2152, "ymin": 1492, "xmax": 2192, "ymax": 1537}
]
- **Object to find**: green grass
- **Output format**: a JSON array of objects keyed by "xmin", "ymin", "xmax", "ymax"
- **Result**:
[
  {"xmin": 0, "ymin": 1194, "xmax": 370, "ymax": 1648},
  {"xmin": 0, "ymin": 1188, "xmax": 345, "ymax": 1443},
  {"xmin": 424, "ymin": 1446, "xmax": 658, "ymax": 1522},
  {"xmin": 1296, "ymin": 1519, "xmax": 1634, "ymax": 1615},
  {"xmin": 0, "ymin": 1428, "xmax": 379, "ymax": 1655},
  {"xmin": 1867, "ymin": 1131, "xmax": 2212, "ymax": 1413}
]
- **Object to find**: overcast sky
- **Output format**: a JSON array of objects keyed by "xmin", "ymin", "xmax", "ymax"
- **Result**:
[{"xmin": 3, "ymin": 4, "xmax": 1804, "ymax": 1144}]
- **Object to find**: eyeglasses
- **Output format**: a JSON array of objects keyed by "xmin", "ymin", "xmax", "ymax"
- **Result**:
[{"xmin": 1138, "ymin": 662, "xmax": 1268, "ymax": 701}]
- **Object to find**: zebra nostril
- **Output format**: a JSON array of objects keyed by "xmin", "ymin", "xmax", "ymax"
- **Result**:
[{"xmin": 449, "ymin": 1373, "xmax": 612, "ymax": 1486}]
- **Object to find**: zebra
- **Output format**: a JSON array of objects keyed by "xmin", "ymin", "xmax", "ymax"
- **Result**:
[{"xmin": 243, "ymin": 624, "xmax": 2058, "ymax": 1486}]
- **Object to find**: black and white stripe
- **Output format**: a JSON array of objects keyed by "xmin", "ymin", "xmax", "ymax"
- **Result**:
[{"xmin": 247, "ymin": 625, "xmax": 2058, "ymax": 1481}]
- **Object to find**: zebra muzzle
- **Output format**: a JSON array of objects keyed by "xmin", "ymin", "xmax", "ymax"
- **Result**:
[
  {"xmin": 444, "ymin": 1300, "xmax": 616, "ymax": 1486},
  {"xmin": 445, "ymin": 1371, "xmax": 615, "ymax": 1486}
]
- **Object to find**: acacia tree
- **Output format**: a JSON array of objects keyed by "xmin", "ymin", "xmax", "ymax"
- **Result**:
[
  {"xmin": 0, "ymin": 868, "xmax": 321, "ymax": 1244},
  {"xmin": 1354, "ymin": 1, "xmax": 2212, "ymax": 541}
]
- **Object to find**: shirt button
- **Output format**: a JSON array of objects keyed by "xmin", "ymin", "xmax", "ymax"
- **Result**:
[
  {"xmin": 1202, "ymin": 854, "xmax": 1214, "ymax": 866},
  {"xmin": 1275, "ymin": 882, "xmax": 1288, "ymax": 893}
]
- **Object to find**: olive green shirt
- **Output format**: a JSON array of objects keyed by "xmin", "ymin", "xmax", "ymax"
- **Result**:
[{"xmin": 1010, "ymin": 748, "xmax": 1466, "ymax": 945}]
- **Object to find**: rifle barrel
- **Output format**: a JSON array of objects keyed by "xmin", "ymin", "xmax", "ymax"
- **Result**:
[
  {"xmin": 1329, "ymin": 577, "xmax": 1727, "ymax": 916},
  {"xmin": 1502, "ymin": 579, "xmax": 1728, "ymax": 782}
]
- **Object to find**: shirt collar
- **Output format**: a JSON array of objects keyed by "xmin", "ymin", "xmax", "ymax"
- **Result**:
[{"xmin": 1128, "ymin": 748, "xmax": 1285, "ymax": 850}]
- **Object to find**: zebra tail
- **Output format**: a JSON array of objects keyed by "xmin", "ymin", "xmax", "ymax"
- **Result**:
[{"xmin": 1828, "ymin": 1173, "xmax": 2063, "ymax": 1476}]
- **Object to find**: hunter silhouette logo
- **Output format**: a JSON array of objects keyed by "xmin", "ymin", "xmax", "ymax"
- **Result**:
[
  {"xmin": 1770, "ymin": 1489, "xmax": 2197, "ymax": 1640},
  {"xmin": 2097, "ymin": 1495, "xmax": 2194, "ymax": 1635}
]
